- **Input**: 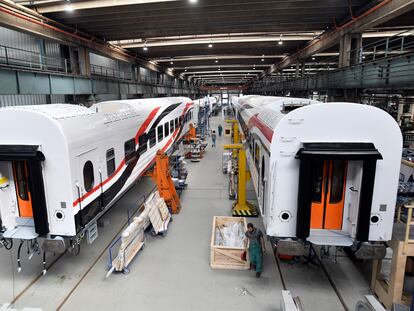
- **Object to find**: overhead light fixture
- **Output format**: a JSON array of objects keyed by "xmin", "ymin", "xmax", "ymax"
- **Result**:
[
  {"xmin": 208, "ymin": 37, "xmax": 214, "ymax": 48},
  {"xmin": 261, "ymin": 58, "xmax": 264, "ymax": 62},
  {"xmin": 65, "ymin": 0, "xmax": 74, "ymax": 11},
  {"xmin": 143, "ymin": 41, "xmax": 148, "ymax": 51},
  {"xmin": 189, "ymin": 0, "xmax": 198, "ymax": 3},
  {"xmin": 215, "ymin": 59, "xmax": 218, "ymax": 63},
  {"xmin": 278, "ymin": 35, "xmax": 283, "ymax": 45},
  {"xmin": 312, "ymin": 57, "xmax": 315, "ymax": 60},
  {"xmin": 170, "ymin": 61, "xmax": 174, "ymax": 65}
]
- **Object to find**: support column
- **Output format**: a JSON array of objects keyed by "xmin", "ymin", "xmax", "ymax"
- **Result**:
[
  {"xmin": 300, "ymin": 61, "xmax": 305, "ymax": 77},
  {"xmin": 353, "ymin": 33, "xmax": 363, "ymax": 65},
  {"xmin": 78, "ymin": 47, "xmax": 91, "ymax": 76},
  {"xmin": 295, "ymin": 62, "xmax": 300, "ymax": 78},
  {"xmin": 338, "ymin": 33, "xmax": 352, "ymax": 68}
]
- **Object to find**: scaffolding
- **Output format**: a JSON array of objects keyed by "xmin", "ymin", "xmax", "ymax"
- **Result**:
[{"xmin": 196, "ymin": 99, "xmax": 211, "ymax": 139}]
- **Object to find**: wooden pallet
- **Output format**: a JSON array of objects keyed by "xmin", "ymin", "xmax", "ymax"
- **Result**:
[
  {"xmin": 107, "ymin": 216, "xmax": 145, "ymax": 276},
  {"xmin": 145, "ymin": 191, "xmax": 171, "ymax": 235},
  {"xmin": 371, "ymin": 209, "xmax": 414, "ymax": 309},
  {"xmin": 210, "ymin": 216, "xmax": 249, "ymax": 270}
]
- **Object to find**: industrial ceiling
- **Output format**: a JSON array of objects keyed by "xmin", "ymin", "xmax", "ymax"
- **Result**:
[{"xmin": 17, "ymin": 0, "xmax": 414, "ymax": 87}]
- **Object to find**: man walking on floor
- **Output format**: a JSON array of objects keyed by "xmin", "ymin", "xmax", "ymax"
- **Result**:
[
  {"xmin": 211, "ymin": 130, "xmax": 217, "ymax": 147},
  {"xmin": 218, "ymin": 124, "xmax": 223, "ymax": 137},
  {"xmin": 245, "ymin": 223, "xmax": 265, "ymax": 277}
]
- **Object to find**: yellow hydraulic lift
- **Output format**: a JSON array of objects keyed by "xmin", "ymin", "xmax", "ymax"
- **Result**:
[
  {"xmin": 225, "ymin": 119, "xmax": 240, "ymax": 144},
  {"xmin": 223, "ymin": 143, "xmax": 257, "ymax": 217},
  {"xmin": 224, "ymin": 118, "xmax": 257, "ymax": 217}
]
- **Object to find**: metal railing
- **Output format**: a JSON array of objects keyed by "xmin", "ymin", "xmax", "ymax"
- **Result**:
[
  {"xmin": 90, "ymin": 63, "xmax": 133, "ymax": 80},
  {"xmin": 251, "ymin": 29, "xmax": 414, "ymax": 91},
  {"xmin": 0, "ymin": 44, "xmax": 196, "ymax": 93},
  {"xmin": 0, "ymin": 44, "xmax": 80, "ymax": 74}
]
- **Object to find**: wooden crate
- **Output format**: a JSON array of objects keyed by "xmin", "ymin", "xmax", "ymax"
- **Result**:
[{"xmin": 210, "ymin": 216, "xmax": 249, "ymax": 270}]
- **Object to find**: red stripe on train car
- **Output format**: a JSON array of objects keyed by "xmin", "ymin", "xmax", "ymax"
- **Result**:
[
  {"xmin": 72, "ymin": 106, "xmax": 161, "ymax": 207},
  {"xmin": 248, "ymin": 114, "xmax": 274, "ymax": 142}
]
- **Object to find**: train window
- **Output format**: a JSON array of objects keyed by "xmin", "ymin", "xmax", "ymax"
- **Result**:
[
  {"xmin": 149, "ymin": 129, "xmax": 156, "ymax": 148},
  {"xmin": 164, "ymin": 122, "xmax": 169, "ymax": 136},
  {"xmin": 14, "ymin": 161, "xmax": 29, "ymax": 201},
  {"xmin": 170, "ymin": 120, "xmax": 174, "ymax": 132},
  {"xmin": 138, "ymin": 135, "xmax": 147, "ymax": 155},
  {"xmin": 125, "ymin": 138, "xmax": 136, "ymax": 163},
  {"xmin": 254, "ymin": 142, "xmax": 260, "ymax": 169},
  {"xmin": 83, "ymin": 161, "xmax": 94, "ymax": 192},
  {"xmin": 175, "ymin": 118, "xmax": 179, "ymax": 128},
  {"xmin": 330, "ymin": 160, "xmax": 346, "ymax": 204},
  {"xmin": 106, "ymin": 148, "xmax": 116, "ymax": 176},
  {"xmin": 157, "ymin": 125, "xmax": 164, "ymax": 142},
  {"xmin": 311, "ymin": 160, "xmax": 324, "ymax": 203},
  {"xmin": 179, "ymin": 116, "xmax": 183, "ymax": 125}
]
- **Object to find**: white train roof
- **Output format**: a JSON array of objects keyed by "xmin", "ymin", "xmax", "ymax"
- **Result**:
[
  {"xmin": 237, "ymin": 95, "xmax": 321, "ymax": 130},
  {"xmin": 0, "ymin": 104, "xmax": 95, "ymax": 120},
  {"xmin": 0, "ymin": 97, "xmax": 192, "ymax": 148}
]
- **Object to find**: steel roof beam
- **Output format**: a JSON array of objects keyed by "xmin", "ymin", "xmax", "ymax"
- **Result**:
[
  {"xmin": 44, "ymin": 0, "xmax": 364, "ymax": 18},
  {"xmin": 0, "ymin": 0, "xmax": 174, "ymax": 76},
  {"xmin": 264, "ymin": 0, "xmax": 414, "ymax": 77},
  {"xmin": 25, "ymin": 0, "xmax": 180, "ymax": 13}
]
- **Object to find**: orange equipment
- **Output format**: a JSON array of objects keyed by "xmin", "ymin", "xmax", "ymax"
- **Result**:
[
  {"xmin": 184, "ymin": 123, "xmax": 197, "ymax": 141},
  {"xmin": 146, "ymin": 151, "xmax": 181, "ymax": 214}
]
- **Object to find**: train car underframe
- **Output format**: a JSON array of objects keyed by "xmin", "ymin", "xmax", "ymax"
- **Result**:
[{"xmin": 277, "ymin": 142, "xmax": 387, "ymax": 260}]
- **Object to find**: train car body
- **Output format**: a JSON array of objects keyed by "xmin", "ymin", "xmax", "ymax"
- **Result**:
[
  {"xmin": 0, "ymin": 97, "xmax": 193, "ymax": 249},
  {"xmin": 234, "ymin": 95, "xmax": 402, "ymax": 258}
]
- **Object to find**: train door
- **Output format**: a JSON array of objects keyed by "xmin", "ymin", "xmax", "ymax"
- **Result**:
[
  {"xmin": 12, "ymin": 161, "xmax": 33, "ymax": 218},
  {"xmin": 259, "ymin": 157, "xmax": 266, "ymax": 215},
  {"xmin": 75, "ymin": 148, "xmax": 101, "ymax": 226},
  {"xmin": 310, "ymin": 160, "xmax": 347, "ymax": 230}
]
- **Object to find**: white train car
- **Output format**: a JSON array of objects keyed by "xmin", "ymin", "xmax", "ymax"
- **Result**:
[
  {"xmin": 234, "ymin": 95, "xmax": 402, "ymax": 258},
  {"xmin": 0, "ymin": 97, "xmax": 194, "ymax": 252}
]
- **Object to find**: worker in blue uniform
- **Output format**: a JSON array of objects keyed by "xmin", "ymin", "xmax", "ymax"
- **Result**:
[
  {"xmin": 211, "ymin": 131, "xmax": 217, "ymax": 147},
  {"xmin": 245, "ymin": 223, "xmax": 265, "ymax": 277}
]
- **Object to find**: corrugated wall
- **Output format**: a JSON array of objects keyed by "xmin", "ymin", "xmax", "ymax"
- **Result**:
[
  {"xmin": 0, "ymin": 26, "xmax": 64, "ymax": 69},
  {"xmin": 0, "ymin": 94, "xmax": 66, "ymax": 107},
  {"xmin": 90, "ymin": 52, "xmax": 118, "ymax": 69},
  {"xmin": 0, "ymin": 26, "xmax": 40, "ymax": 53}
]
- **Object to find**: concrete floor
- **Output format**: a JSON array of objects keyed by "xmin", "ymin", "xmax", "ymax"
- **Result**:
[{"xmin": 0, "ymin": 114, "xmax": 375, "ymax": 311}]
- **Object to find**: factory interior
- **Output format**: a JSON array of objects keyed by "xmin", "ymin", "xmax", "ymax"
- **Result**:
[{"xmin": 1, "ymin": 0, "xmax": 414, "ymax": 310}]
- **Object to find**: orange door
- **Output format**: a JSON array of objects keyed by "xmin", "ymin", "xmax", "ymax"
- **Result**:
[
  {"xmin": 310, "ymin": 160, "xmax": 347, "ymax": 230},
  {"xmin": 12, "ymin": 161, "xmax": 33, "ymax": 218}
]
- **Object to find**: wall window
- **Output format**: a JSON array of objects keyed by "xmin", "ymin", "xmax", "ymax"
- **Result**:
[
  {"xmin": 149, "ymin": 128, "xmax": 156, "ymax": 148},
  {"xmin": 164, "ymin": 122, "xmax": 169, "ymax": 136},
  {"xmin": 157, "ymin": 125, "xmax": 164, "ymax": 142},
  {"xmin": 125, "ymin": 138, "xmax": 136, "ymax": 163},
  {"xmin": 170, "ymin": 120, "xmax": 174, "ymax": 132},
  {"xmin": 106, "ymin": 148, "xmax": 116, "ymax": 176},
  {"xmin": 138, "ymin": 135, "xmax": 147, "ymax": 155},
  {"xmin": 83, "ymin": 161, "xmax": 94, "ymax": 192}
]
